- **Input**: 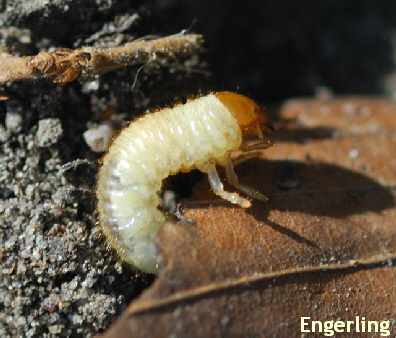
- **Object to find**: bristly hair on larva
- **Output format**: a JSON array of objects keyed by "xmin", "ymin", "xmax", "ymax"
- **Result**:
[{"xmin": 96, "ymin": 91, "xmax": 274, "ymax": 274}]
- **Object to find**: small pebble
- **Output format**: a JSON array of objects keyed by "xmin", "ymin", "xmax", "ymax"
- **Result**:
[
  {"xmin": 36, "ymin": 118, "xmax": 63, "ymax": 147},
  {"xmin": 83, "ymin": 121, "xmax": 115, "ymax": 152},
  {"xmin": 5, "ymin": 112, "xmax": 23, "ymax": 133}
]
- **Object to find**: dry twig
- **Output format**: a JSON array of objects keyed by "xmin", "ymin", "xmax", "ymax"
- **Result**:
[{"xmin": 0, "ymin": 34, "xmax": 204, "ymax": 84}]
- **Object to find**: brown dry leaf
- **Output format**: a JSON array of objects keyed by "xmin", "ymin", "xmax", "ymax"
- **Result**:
[{"xmin": 100, "ymin": 97, "xmax": 396, "ymax": 337}]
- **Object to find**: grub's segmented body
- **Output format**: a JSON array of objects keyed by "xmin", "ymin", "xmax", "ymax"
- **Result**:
[{"xmin": 97, "ymin": 92, "xmax": 272, "ymax": 274}]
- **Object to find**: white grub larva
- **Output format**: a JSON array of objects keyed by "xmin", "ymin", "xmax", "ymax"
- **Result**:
[{"xmin": 97, "ymin": 91, "xmax": 273, "ymax": 274}]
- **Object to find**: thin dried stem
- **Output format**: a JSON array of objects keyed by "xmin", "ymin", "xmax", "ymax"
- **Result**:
[{"xmin": 0, "ymin": 34, "xmax": 204, "ymax": 84}]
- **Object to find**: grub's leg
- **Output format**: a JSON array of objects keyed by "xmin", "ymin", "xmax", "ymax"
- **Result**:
[
  {"xmin": 239, "ymin": 138, "xmax": 274, "ymax": 152},
  {"xmin": 206, "ymin": 163, "xmax": 251, "ymax": 208},
  {"xmin": 225, "ymin": 159, "xmax": 268, "ymax": 203},
  {"xmin": 232, "ymin": 151, "xmax": 261, "ymax": 167}
]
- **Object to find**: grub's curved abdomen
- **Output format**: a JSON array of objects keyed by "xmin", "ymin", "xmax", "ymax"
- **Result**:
[{"xmin": 97, "ymin": 93, "xmax": 243, "ymax": 273}]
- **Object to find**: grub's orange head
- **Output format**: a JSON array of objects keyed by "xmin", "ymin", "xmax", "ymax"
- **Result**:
[{"xmin": 214, "ymin": 91, "xmax": 269, "ymax": 138}]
